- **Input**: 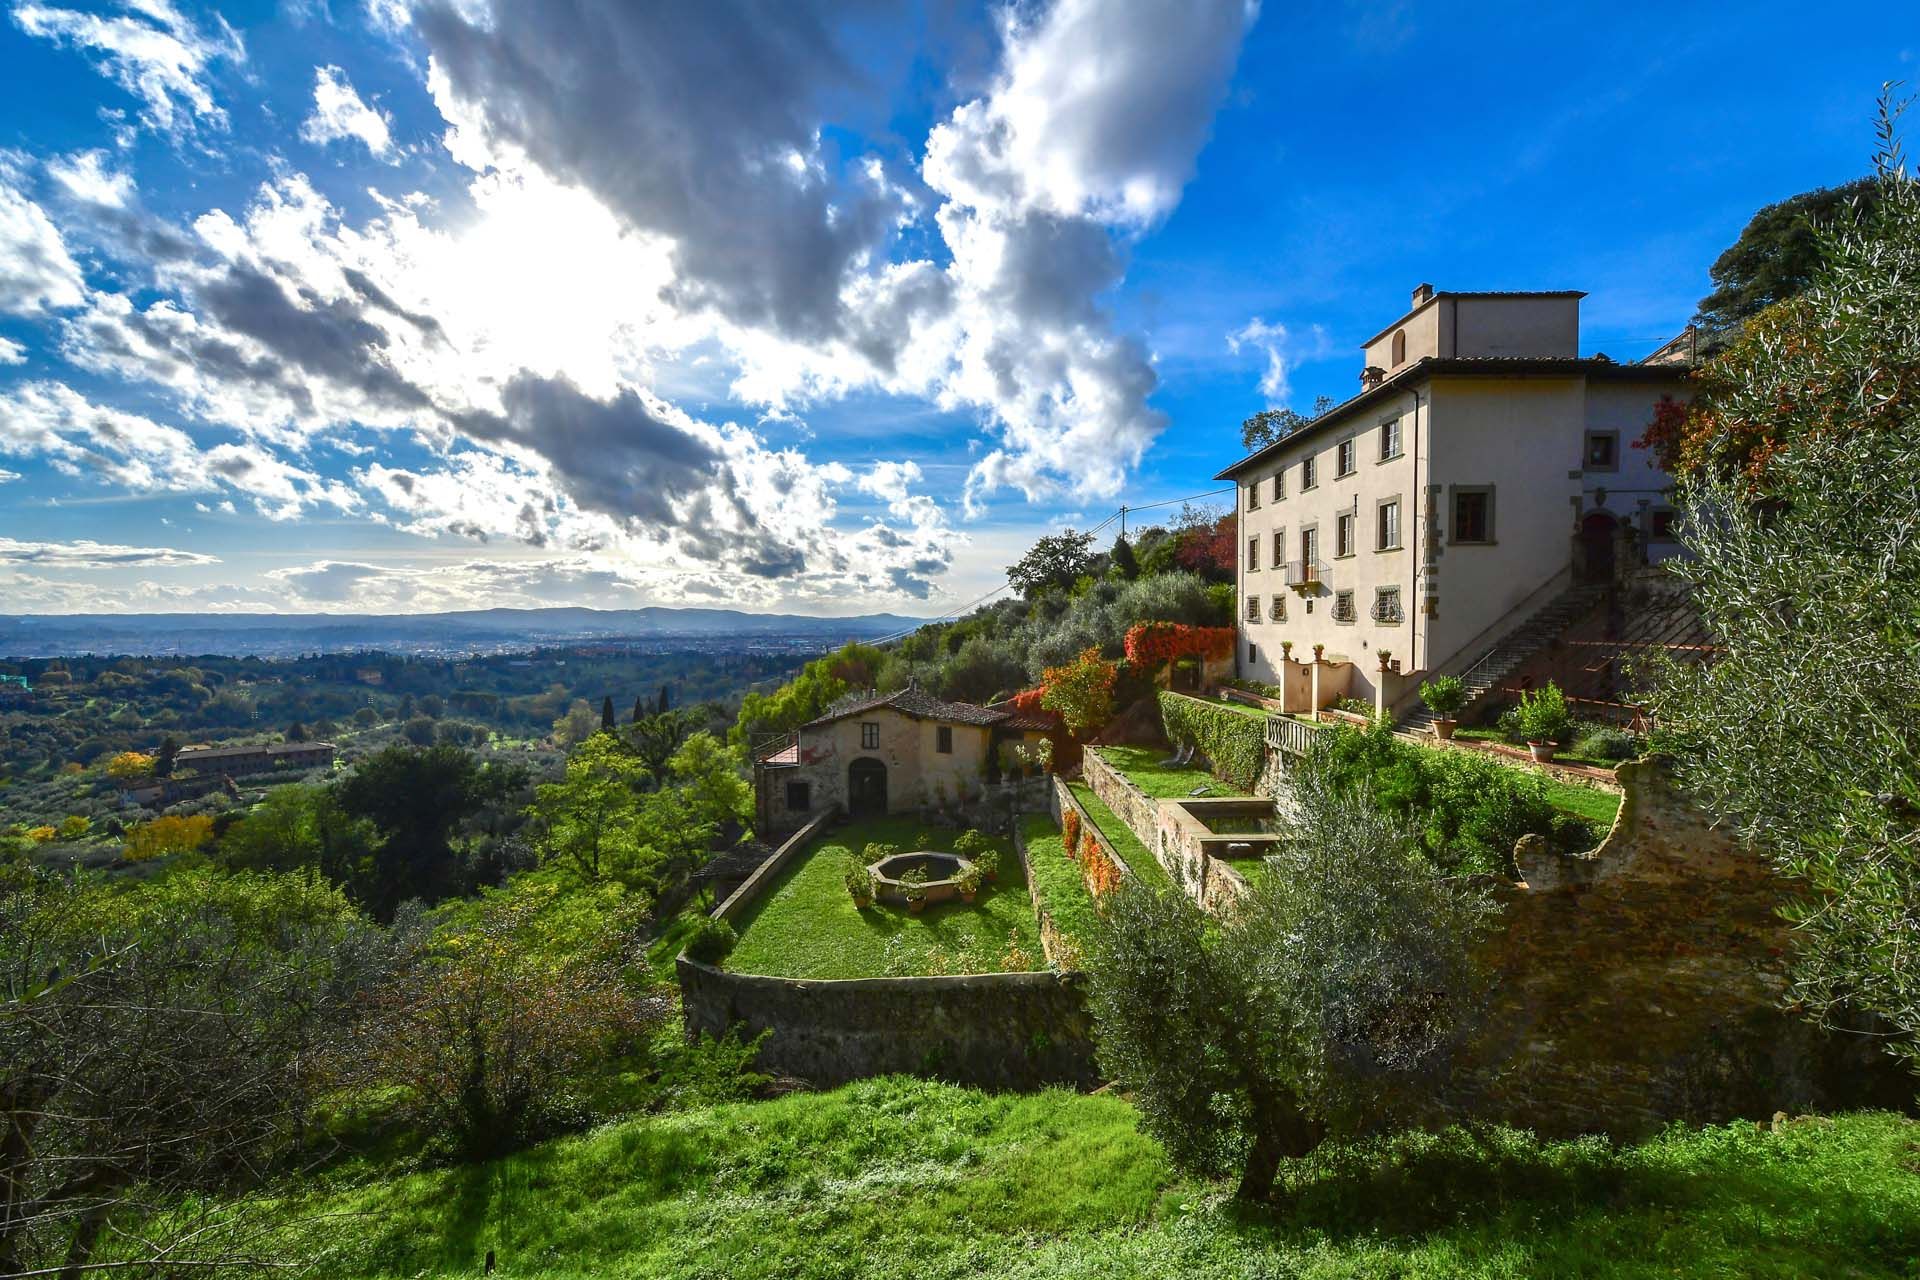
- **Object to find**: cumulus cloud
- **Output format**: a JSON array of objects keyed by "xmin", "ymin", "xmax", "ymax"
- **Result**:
[
  {"xmin": 0, "ymin": 178, "xmax": 86, "ymax": 313},
  {"xmin": 0, "ymin": 536, "xmax": 218, "ymax": 567},
  {"xmin": 301, "ymin": 65, "xmax": 396, "ymax": 160},
  {"xmin": 47, "ymin": 148, "xmax": 134, "ymax": 208},
  {"xmin": 411, "ymin": 0, "xmax": 1258, "ymax": 512},
  {"xmin": 0, "ymin": 337, "xmax": 24, "ymax": 365},
  {"xmin": 11, "ymin": 0, "xmax": 244, "ymax": 136}
]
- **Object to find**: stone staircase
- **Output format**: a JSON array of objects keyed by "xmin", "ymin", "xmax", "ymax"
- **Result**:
[{"xmin": 1397, "ymin": 585, "xmax": 1609, "ymax": 734}]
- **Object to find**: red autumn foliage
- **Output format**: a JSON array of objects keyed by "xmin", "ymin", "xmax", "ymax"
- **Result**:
[
  {"xmin": 1007, "ymin": 687, "xmax": 1048, "ymax": 714},
  {"xmin": 1079, "ymin": 828, "xmax": 1121, "ymax": 896},
  {"xmin": 1061, "ymin": 806, "xmax": 1081, "ymax": 854},
  {"xmin": 1173, "ymin": 513, "xmax": 1236, "ymax": 579},
  {"xmin": 1122, "ymin": 623, "xmax": 1236, "ymax": 667}
]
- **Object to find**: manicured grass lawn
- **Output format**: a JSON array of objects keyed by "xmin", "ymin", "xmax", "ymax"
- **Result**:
[
  {"xmin": 1068, "ymin": 781, "xmax": 1174, "ymax": 895},
  {"xmin": 287, "ymin": 1079, "xmax": 1920, "ymax": 1279},
  {"xmin": 1093, "ymin": 745, "xmax": 1248, "ymax": 798},
  {"xmin": 1454, "ymin": 727, "xmax": 1631, "ymax": 772},
  {"xmin": 1543, "ymin": 780, "xmax": 1623, "ymax": 830},
  {"xmin": 724, "ymin": 819, "xmax": 1044, "ymax": 978},
  {"xmin": 1020, "ymin": 814, "xmax": 1100, "ymax": 961}
]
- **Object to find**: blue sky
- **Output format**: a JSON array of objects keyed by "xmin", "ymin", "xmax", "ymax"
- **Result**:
[{"xmin": 0, "ymin": 1, "xmax": 1908, "ymax": 617}]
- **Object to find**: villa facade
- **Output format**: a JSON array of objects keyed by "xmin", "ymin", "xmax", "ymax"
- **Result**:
[
  {"xmin": 1216, "ymin": 285, "xmax": 1691, "ymax": 707},
  {"xmin": 752, "ymin": 685, "xmax": 1053, "ymax": 833}
]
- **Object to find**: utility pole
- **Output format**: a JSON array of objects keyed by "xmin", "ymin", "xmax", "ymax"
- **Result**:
[{"xmin": 1119, "ymin": 504, "xmax": 1128, "ymax": 539}]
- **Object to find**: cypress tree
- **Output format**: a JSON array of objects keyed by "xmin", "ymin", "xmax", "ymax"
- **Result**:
[{"xmin": 601, "ymin": 696, "xmax": 616, "ymax": 733}]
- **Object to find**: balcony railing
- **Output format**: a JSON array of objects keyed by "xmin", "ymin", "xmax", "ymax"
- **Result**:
[{"xmin": 1284, "ymin": 559, "xmax": 1326, "ymax": 592}]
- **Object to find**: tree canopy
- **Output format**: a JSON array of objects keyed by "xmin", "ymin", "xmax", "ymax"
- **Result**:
[{"xmin": 1693, "ymin": 175, "xmax": 1879, "ymax": 348}]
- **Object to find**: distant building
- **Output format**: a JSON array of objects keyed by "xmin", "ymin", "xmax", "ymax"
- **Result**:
[
  {"xmin": 174, "ymin": 741, "xmax": 337, "ymax": 777},
  {"xmin": 1216, "ymin": 284, "xmax": 1691, "ymax": 716},
  {"xmin": 751, "ymin": 686, "xmax": 1053, "ymax": 833}
]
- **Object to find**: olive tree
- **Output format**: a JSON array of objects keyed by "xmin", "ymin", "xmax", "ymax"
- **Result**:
[
  {"xmin": 1645, "ymin": 106, "xmax": 1920, "ymax": 1067},
  {"xmin": 1085, "ymin": 747, "xmax": 1495, "ymax": 1200}
]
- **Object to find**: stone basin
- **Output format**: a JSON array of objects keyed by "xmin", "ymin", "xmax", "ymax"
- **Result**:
[{"xmin": 869, "ymin": 850, "xmax": 973, "ymax": 907}]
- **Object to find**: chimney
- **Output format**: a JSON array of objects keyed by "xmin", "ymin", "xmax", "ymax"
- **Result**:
[
  {"xmin": 1411, "ymin": 282, "xmax": 1434, "ymax": 308},
  {"xmin": 1360, "ymin": 365, "xmax": 1385, "ymax": 390}
]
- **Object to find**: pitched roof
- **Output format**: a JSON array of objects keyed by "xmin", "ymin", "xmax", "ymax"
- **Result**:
[
  {"xmin": 1213, "ymin": 356, "xmax": 1689, "ymax": 480},
  {"xmin": 800, "ymin": 685, "xmax": 1009, "ymax": 730}
]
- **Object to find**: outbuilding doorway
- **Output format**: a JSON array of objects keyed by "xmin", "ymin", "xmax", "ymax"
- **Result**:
[
  {"xmin": 848, "ymin": 757, "xmax": 888, "ymax": 818},
  {"xmin": 1579, "ymin": 511, "xmax": 1618, "ymax": 584}
]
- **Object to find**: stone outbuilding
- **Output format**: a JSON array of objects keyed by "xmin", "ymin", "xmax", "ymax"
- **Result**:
[{"xmin": 751, "ymin": 685, "xmax": 1053, "ymax": 835}]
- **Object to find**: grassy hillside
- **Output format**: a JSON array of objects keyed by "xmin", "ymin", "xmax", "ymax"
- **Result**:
[{"xmin": 289, "ymin": 1080, "xmax": 1920, "ymax": 1279}]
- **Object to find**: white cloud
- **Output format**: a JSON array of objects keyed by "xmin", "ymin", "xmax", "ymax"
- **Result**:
[
  {"xmin": 0, "ymin": 467, "xmax": 19, "ymax": 483},
  {"xmin": 0, "ymin": 177, "xmax": 86, "ymax": 313},
  {"xmin": 0, "ymin": 337, "xmax": 24, "ymax": 364},
  {"xmin": 1227, "ymin": 317, "xmax": 1333, "ymax": 406},
  {"xmin": 301, "ymin": 65, "xmax": 396, "ymax": 160},
  {"xmin": 0, "ymin": 536, "xmax": 218, "ymax": 567},
  {"xmin": 11, "ymin": 0, "xmax": 244, "ymax": 136},
  {"xmin": 47, "ymin": 148, "xmax": 134, "ymax": 208}
]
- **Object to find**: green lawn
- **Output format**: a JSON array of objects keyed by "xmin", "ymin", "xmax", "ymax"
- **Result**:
[
  {"xmin": 1067, "ymin": 781, "xmax": 1174, "ymax": 895},
  {"xmin": 1543, "ymin": 780, "xmax": 1623, "ymax": 830},
  {"xmin": 283, "ymin": 1080, "xmax": 1920, "ymax": 1279},
  {"xmin": 1020, "ymin": 814, "xmax": 1100, "ymax": 961},
  {"xmin": 724, "ymin": 819, "xmax": 1045, "ymax": 978},
  {"xmin": 1093, "ymin": 745, "xmax": 1248, "ymax": 799}
]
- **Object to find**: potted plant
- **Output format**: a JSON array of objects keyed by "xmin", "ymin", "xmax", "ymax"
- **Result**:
[
  {"xmin": 1419, "ymin": 674, "xmax": 1466, "ymax": 741},
  {"xmin": 844, "ymin": 858, "xmax": 875, "ymax": 909},
  {"xmin": 955, "ymin": 861, "xmax": 984, "ymax": 904},
  {"xmin": 1515, "ymin": 682, "xmax": 1571, "ymax": 763},
  {"xmin": 900, "ymin": 867, "xmax": 930, "ymax": 915},
  {"xmin": 972, "ymin": 846, "xmax": 1001, "ymax": 885},
  {"xmin": 1312, "ymin": 643, "xmax": 1325, "ymax": 661},
  {"xmin": 1377, "ymin": 649, "xmax": 1392, "ymax": 672},
  {"xmin": 1280, "ymin": 640, "xmax": 1293, "ymax": 661}
]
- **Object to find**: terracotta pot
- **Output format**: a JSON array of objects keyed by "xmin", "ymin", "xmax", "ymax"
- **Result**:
[
  {"xmin": 1432, "ymin": 718, "xmax": 1457, "ymax": 741},
  {"xmin": 907, "ymin": 898, "xmax": 926, "ymax": 915},
  {"xmin": 853, "ymin": 895, "xmax": 872, "ymax": 910},
  {"xmin": 1528, "ymin": 741, "xmax": 1557, "ymax": 764},
  {"xmin": 960, "ymin": 890, "xmax": 977, "ymax": 905}
]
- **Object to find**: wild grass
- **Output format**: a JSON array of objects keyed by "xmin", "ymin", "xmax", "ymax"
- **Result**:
[
  {"xmin": 1066, "ymin": 782, "xmax": 1174, "ymax": 894},
  {"xmin": 283, "ymin": 1078, "xmax": 1920, "ymax": 1279},
  {"xmin": 724, "ymin": 819, "xmax": 1044, "ymax": 978},
  {"xmin": 1093, "ymin": 745, "xmax": 1248, "ymax": 799},
  {"xmin": 1019, "ymin": 814, "xmax": 1099, "ymax": 959}
]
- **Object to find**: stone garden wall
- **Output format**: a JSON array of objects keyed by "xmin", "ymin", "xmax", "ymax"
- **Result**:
[{"xmin": 1461, "ymin": 757, "xmax": 1912, "ymax": 1137}]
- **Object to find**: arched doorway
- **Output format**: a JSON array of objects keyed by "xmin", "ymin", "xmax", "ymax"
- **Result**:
[
  {"xmin": 1579, "ymin": 511, "xmax": 1618, "ymax": 584},
  {"xmin": 847, "ymin": 757, "xmax": 888, "ymax": 817}
]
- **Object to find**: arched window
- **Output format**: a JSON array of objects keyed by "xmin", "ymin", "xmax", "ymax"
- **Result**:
[{"xmin": 1390, "ymin": 329, "xmax": 1407, "ymax": 366}]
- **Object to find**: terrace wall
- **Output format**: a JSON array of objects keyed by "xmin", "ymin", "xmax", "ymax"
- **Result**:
[{"xmin": 683, "ymin": 807, "xmax": 1097, "ymax": 1090}]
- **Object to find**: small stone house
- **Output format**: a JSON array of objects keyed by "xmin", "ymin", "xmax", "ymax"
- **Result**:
[{"xmin": 752, "ymin": 685, "xmax": 1053, "ymax": 834}]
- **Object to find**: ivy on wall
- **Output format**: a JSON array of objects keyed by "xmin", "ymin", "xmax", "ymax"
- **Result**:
[{"xmin": 1156, "ymin": 691, "xmax": 1266, "ymax": 792}]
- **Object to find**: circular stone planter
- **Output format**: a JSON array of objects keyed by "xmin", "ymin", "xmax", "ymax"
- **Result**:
[{"xmin": 869, "ymin": 851, "xmax": 973, "ymax": 908}]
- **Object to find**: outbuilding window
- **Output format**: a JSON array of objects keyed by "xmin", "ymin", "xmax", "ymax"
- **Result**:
[
  {"xmin": 861, "ymin": 722, "xmax": 880, "ymax": 750},
  {"xmin": 786, "ymin": 780, "xmax": 811, "ymax": 811},
  {"xmin": 936, "ymin": 725, "xmax": 954, "ymax": 754}
]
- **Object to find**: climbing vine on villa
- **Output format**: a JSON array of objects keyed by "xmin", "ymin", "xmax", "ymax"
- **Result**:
[{"xmin": 1122, "ymin": 624, "xmax": 1236, "ymax": 668}]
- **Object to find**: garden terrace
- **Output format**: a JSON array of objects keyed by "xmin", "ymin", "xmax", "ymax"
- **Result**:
[
  {"xmin": 1017, "ymin": 814, "xmax": 1101, "ymax": 964},
  {"xmin": 1064, "ymin": 780, "xmax": 1175, "ymax": 895},
  {"xmin": 1090, "ymin": 745, "xmax": 1249, "ymax": 799},
  {"xmin": 723, "ymin": 819, "xmax": 1044, "ymax": 979}
]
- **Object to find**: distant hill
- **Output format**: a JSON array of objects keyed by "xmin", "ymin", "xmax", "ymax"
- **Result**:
[{"xmin": 0, "ymin": 607, "xmax": 926, "ymax": 659}]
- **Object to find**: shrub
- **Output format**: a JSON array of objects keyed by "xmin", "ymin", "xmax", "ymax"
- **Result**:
[
  {"xmin": 55, "ymin": 815, "xmax": 90, "ymax": 841},
  {"xmin": 953, "ymin": 830, "xmax": 989, "ymax": 857},
  {"xmin": 122, "ymin": 814, "xmax": 215, "ymax": 861},
  {"xmin": 1157, "ymin": 691, "xmax": 1264, "ymax": 791},
  {"xmin": 1419, "ymin": 675, "xmax": 1466, "ymax": 718},
  {"xmin": 1061, "ymin": 807, "xmax": 1081, "ymax": 854},
  {"xmin": 1040, "ymin": 647, "xmax": 1119, "ymax": 737},
  {"xmin": 104, "ymin": 750, "xmax": 155, "ymax": 780},
  {"xmin": 899, "ymin": 867, "xmax": 930, "ymax": 902},
  {"xmin": 1515, "ymin": 683, "xmax": 1572, "ymax": 744},
  {"xmin": 864, "ymin": 841, "xmax": 899, "ymax": 863},
  {"xmin": 683, "ymin": 915, "xmax": 738, "ymax": 965},
  {"xmin": 1086, "ymin": 748, "xmax": 1495, "ymax": 1201},
  {"xmin": 1573, "ymin": 724, "xmax": 1640, "ymax": 761},
  {"xmin": 955, "ymin": 863, "xmax": 984, "ymax": 895},
  {"xmin": 971, "ymin": 846, "xmax": 1001, "ymax": 879},
  {"xmin": 843, "ymin": 858, "xmax": 875, "ymax": 902}
]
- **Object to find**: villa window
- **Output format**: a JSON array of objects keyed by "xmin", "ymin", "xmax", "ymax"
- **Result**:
[
  {"xmin": 1246, "ymin": 480, "xmax": 1260, "ymax": 511},
  {"xmin": 786, "ymin": 780, "xmax": 811, "ymax": 811},
  {"xmin": 936, "ymin": 725, "xmax": 954, "ymax": 754},
  {"xmin": 861, "ymin": 721, "xmax": 880, "ymax": 750},
  {"xmin": 1247, "ymin": 594, "xmax": 1261, "ymax": 622},
  {"xmin": 1452, "ymin": 487, "xmax": 1495, "ymax": 544},
  {"xmin": 1272, "ymin": 472, "xmax": 1284, "ymax": 502},
  {"xmin": 1337, "ymin": 438, "xmax": 1356, "ymax": 477},
  {"xmin": 1335, "ymin": 511, "xmax": 1355, "ymax": 558},
  {"xmin": 1269, "ymin": 594, "xmax": 1286, "ymax": 622},
  {"xmin": 1584, "ymin": 431, "xmax": 1619, "ymax": 471},
  {"xmin": 1380, "ymin": 417, "xmax": 1402, "ymax": 460},
  {"xmin": 1300, "ymin": 526, "xmax": 1319, "ymax": 569},
  {"xmin": 1373, "ymin": 587, "xmax": 1404, "ymax": 624},
  {"xmin": 1377, "ymin": 499, "xmax": 1401, "ymax": 551},
  {"xmin": 1272, "ymin": 529, "xmax": 1285, "ymax": 566},
  {"xmin": 1390, "ymin": 329, "xmax": 1407, "ymax": 366},
  {"xmin": 1301, "ymin": 455, "xmax": 1317, "ymax": 489},
  {"xmin": 1248, "ymin": 643, "xmax": 1259, "ymax": 664},
  {"xmin": 1247, "ymin": 536, "xmax": 1260, "ymax": 571},
  {"xmin": 1333, "ymin": 590, "xmax": 1356, "ymax": 624},
  {"xmin": 1650, "ymin": 509, "xmax": 1678, "ymax": 541}
]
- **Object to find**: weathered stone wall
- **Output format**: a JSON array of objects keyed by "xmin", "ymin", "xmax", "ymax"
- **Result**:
[
  {"xmin": 678, "ymin": 958, "xmax": 1097, "ymax": 1089},
  {"xmin": 1050, "ymin": 775, "xmax": 1137, "ymax": 881},
  {"xmin": 1461, "ymin": 758, "xmax": 1912, "ymax": 1137},
  {"xmin": 1012, "ymin": 818, "xmax": 1081, "ymax": 970},
  {"xmin": 1081, "ymin": 749, "xmax": 1161, "ymax": 853}
]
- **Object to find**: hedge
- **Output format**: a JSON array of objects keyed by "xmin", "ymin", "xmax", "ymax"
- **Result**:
[{"xmin": 1156, "ymin": 691, "xmax": 1265, "ymax": 792}]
